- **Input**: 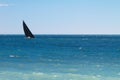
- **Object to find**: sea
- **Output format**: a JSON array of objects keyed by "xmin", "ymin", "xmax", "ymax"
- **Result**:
[{"xmin": 0, "ymin": 35, "xmax": 120, "ymax": 80}]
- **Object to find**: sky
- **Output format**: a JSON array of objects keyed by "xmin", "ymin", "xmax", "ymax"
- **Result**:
[{"xmin": 0, "ymin": 0, "xmax": 120, "ymax": 34}]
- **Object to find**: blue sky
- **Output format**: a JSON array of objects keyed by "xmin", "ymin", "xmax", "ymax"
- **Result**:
[{"xmin": 0, "ymin": 0, "xmax": 120, "ymax": 34}]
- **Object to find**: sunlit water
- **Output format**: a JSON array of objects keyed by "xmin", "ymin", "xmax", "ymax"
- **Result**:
[{"xmin": 0, "ymin": 35, "xmax": 120, "ymax": 80}]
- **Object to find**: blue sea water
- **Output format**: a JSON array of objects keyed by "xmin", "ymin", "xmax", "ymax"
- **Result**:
[{"xmin": 0, "ymin": 35, "xmax": 120, "ymax": 80}]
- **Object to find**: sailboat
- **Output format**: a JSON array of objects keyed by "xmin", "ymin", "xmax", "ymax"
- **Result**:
[{"xmin": 23, "ymin": 21, "xmax": 35, "ymax": 38}]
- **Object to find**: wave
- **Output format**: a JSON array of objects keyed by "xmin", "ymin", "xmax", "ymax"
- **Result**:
[{"xmin": 0, "ymin": 71, "xmax": 120, "ymax": 80}]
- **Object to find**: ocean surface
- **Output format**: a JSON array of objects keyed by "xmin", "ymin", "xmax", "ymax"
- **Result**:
[{"xmin": 0, "ymin": 35, "xmax": 120, "ymax": 80}]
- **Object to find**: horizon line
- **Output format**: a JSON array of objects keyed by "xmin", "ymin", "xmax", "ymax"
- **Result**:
[{"xmin": 1, "ymin": 33, "xmax": 120, "ymax": 35}]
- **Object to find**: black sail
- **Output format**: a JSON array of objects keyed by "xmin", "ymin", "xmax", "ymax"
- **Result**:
[{"xmin": 23, "ymin": 21, "xmax": 35, "ymax": 38}]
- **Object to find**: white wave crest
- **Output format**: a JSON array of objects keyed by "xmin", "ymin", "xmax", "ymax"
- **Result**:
[{"xmin": 0, "ymin": 71, "xmax": 119, "ymax": 80}]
